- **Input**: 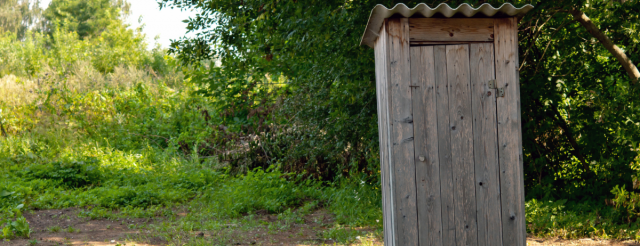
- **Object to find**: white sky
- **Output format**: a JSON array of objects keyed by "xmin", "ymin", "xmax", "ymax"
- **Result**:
[{"xmin": 39, "ymin": 0, "xmax": 197, "ymax": 49}]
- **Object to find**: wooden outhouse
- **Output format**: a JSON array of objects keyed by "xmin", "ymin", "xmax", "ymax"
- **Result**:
[{"xmin": 361, "ymin": 3, "xmax": 534, "ymax": 246}]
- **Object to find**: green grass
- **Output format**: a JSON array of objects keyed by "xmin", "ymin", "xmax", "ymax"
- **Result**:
[
  {"xmin": 47, "ymin": 226, "xmax": 60, "ymax": 233},
  {"xmin": 525, "ymin": 198, "xmax": 640, "ymax": 240},
  {"xmin": 65, "ymin": 226, "xmax": 78, "ymax": 233}
]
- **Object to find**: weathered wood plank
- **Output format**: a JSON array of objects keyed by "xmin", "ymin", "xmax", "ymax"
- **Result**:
[
  {"xmin": 494, "ymin": 17, "xmax": 526, "ymax": 246},
  {"xmin": 469, "ymin": 43, "xmax": 502, "ymax": 246},
  {"xmin": 387, "ymin": 18, "xmax": 419, "ymax": 246},
  {"xmin": 446, "ymin": 44, "xmax": 477, "ymax": 246},
  {"xmin": 411, "ymin": 41, "xmax": 494, "ymax": 46},
  {"xmin": 410, "ymin": 46, "xmax": 443, "ymax": 246},
  {"xmin": 434, "ymin": 45, "xmax": 455, "ymax": 246},
  {"xmin": 409, "ymin": 18, "xmax": 494, "ymax": 42},
  {"xmin": 374, "ymin": 20, "xmax": 396, "ymax": 246}
]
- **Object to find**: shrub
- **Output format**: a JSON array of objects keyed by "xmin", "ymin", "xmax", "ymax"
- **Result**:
[{"xmin": 21, "ymin": 158, "xmax": 103, "ymax": 188}]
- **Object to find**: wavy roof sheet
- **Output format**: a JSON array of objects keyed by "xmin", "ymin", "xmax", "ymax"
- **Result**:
[{"xmin": 360, "ymin": 3, "xmax": 534, "ymax": 48}]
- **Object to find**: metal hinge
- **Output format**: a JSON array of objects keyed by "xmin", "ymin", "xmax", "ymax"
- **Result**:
[
  {"xmin": 488, "ymin": 80, "xmax": 497, "ymax": 89},
  {"xmin": 489, "ymin": 80, "xmax": 505, "ymax": 97}
]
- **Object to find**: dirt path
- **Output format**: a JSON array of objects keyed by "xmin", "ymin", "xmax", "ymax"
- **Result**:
[
  {"xmin": 2, "ymin": 208, "xmax": 380, "ymax": 246},
  {"xmin": 527, "ymin": 237, "xmax": 640, "ymax": 246},
  {"xmin": 2, "ymin": 209, "xmax": 639, "ymax": 246},
  {"xmin": 3, "ymin": 209, "xmax": 162, "ymax": 246}
]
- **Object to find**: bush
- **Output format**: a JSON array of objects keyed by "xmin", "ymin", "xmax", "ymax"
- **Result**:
[{"xmin": 21, "ymin": 158, "xmax": 103, "ymax": 188}]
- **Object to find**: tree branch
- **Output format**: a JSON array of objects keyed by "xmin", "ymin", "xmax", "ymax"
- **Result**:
[
  {"xmin": 570, "ymin": 8, "xmax": 640, "ymax": 85},
  {"xmin": 532, "ymin": 20, "xmax": 576, "ymax": 76},
  {"xmin": 549, "ymin": 102, "xmax": 590, "ymax": 172},
  {"xmin": 0, "ymin": 121, "xmax": 7, "ymax": 137},
  {"xmin": 520, "ymin": 9, "xmax": 563, "ymax": 70}
]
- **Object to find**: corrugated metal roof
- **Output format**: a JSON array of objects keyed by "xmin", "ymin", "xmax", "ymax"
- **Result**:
[{"xmin": 360, "ymin": 3, "xmax": 534, "ymax": 48}]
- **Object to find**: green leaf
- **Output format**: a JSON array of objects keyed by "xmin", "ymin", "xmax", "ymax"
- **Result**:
[{"xmin": 0, "ymin": 190, "xmax": 13, "ymax": 197}]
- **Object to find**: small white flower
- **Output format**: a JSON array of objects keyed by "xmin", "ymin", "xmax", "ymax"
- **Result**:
[
  {"xmin": 376, "ymin": 220, "xmax": 380, "ymax": 223},
  {"xmin": 134, "ymin": 154, "xmax": 142, "ymax": 158}
]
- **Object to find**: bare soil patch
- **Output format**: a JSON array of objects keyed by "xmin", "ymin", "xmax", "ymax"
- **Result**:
[
  {"xmin": 3, "ymin": 208, "xmax": 161, "ymax": 246},
  {"xmin": 1, "ymin": 208, "xmax": 380, "ymax": 246},
  {"xmin": 220, "ymin": 209, "xmax": 380, "ymax": 246},
  {"xmin": 527, "ymin": 237, "xmax": 640, "ymax": 246},
  {"xmin": 3, "ymin": 208, "xmax": 638, "ymax": 246}
]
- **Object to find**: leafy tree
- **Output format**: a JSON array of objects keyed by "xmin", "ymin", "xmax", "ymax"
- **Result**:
[
  {"xmin": 43, "ymin": 0, "xmax": 130, "ymax": 39},
  {"xmin": 518, "ymin": 0, "xmax": 640, "ymax": 200},
  {"xmin": 161, "ymin": 0, "xmax": 640, "ymax": 200},
  {"xmin": 0, "ymin": 0, "xmax": 44, "ymax": 39}
]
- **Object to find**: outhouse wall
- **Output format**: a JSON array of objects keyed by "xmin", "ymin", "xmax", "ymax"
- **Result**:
[{"xmin": 373, "ymin": 16, "xmax": 526, "ymax": 246}]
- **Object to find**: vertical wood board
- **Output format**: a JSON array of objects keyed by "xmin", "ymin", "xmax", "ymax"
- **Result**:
[
  {"xmin": 374, "ymin": 20, "xmax": 396, "ymax": 246},
  {"xmin": 446, "ymin": 44, "xmax": 477, "ymax": 246},
  {"xmin": 494, "ymin": 17, "xmax": 526, "ymax": 246},
  {"xmin": 387, "ymin": 18, "xmax": 419, "ymax": 246},
  {"xmin": 469, "ymin": 43, "xmax": 502, "ymax": 246},
  {"xmin": 434, "ymin": 45, "xmax": 455, "ymax": 246},
  {"xmin": 410, "ymin": 46, "xmax": 443, "ymax": 246}
]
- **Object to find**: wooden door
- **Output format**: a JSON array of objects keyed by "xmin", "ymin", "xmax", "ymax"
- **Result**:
[{"xmin": 410, "ymin": 43, "xmax": 502, "ymax": 246}]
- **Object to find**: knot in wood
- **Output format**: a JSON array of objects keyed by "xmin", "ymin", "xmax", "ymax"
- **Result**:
[
  {"xmin": 395, "ymin": 117, "xmax": 413, "ymax": 124},
  {"xmin": 401, "ymin": 137, "xmax": 414, "ymax": 144}
]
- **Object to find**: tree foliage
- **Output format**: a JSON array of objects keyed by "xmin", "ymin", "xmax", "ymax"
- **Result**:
[
  {"xmin": 43, "ymin": 0, "xmax": 130, "ymax": 39},
  {"xmin": 160, "ymin": 0, "xmax": 640, "ymax": 200},
  {"xmin": 518, "ymin": 0, "xmax": 640, "ymax": 200},
  {"xmin": 0, "ymin": 0, "xmax": 44, "ymax": 39}
]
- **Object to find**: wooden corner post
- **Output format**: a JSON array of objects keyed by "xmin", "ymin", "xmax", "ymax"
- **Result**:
[{"xmin": 494, "ymin": 17, "xmax": 526, "ymax": 246}]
